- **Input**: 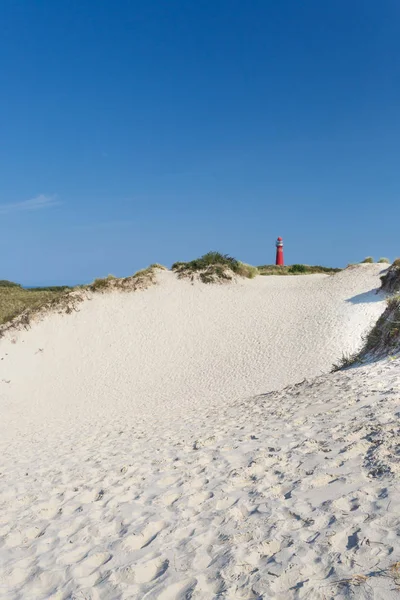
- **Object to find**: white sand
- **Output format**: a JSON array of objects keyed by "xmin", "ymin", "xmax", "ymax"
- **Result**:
[{"xmin": 1, "ymin": 264, "xmax": 399, "ymax": 599}]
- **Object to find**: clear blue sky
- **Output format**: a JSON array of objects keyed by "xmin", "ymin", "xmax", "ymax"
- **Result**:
[{"xmin": 1, "ymin": 1, "xmax": 399, "ymax": 285}]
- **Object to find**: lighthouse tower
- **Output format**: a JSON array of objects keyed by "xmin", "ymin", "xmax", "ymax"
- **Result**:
[{"xmin": 276, "ymin": 236, "xmax": 284, "ymax": 266}]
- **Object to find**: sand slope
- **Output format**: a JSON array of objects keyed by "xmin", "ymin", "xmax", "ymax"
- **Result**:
[{"xmin": 1, "ymin": 264, "xmax": 397, "ymax": 599}]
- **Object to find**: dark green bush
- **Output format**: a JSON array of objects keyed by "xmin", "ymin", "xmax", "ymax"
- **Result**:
[{"xmin": 289, "ymin": 264, "xmax": 307, "ymax": 274}]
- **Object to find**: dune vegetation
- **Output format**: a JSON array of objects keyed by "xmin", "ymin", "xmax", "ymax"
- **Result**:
[
  {"xmin": 0, "ymin": 283, "xmax": 70, "ymax": 327},
  {"xmin": 0, "ymin": 253, "xmax": 360, "ymax": 330},
  {"xmin": 0, "ymin": 265, "xmax": 166, "ymax": 332},
  {"xmin": 172, "ymin": 251, "xmax": 259, "ymax": 283},
  {"xmin": 257, "ymin": 264, "xmax": 341, "ymax": 276},
  {"xmin": 333, "ymin": 259, "xmax": 400, "ymax": 371}
]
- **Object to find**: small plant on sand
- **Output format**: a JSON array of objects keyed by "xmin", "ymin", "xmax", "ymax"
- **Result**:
[
  {"xmin": 172, "ymin": 252, "xmax": 258, "ymax": 283},
  {"xmin": 378, "ymin": 257, "xmax": 390, "ymax": 263},
  {"xmin": 361, "ymin": 256, "xmax": 374, "ymax": 263}
]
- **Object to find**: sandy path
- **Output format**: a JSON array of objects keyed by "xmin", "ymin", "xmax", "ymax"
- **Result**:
[{"xmin": 0, "ymin": 264, "xmax": 396, "ymax": 599}]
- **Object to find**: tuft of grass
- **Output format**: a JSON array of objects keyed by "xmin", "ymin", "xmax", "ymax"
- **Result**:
[
  {"xmin": 378, "ymin": 257, "xmax": 390, "ymax": 263},
  {"xmin": 89, "ymin": 274, "xmax": 117, "ymax": 291},
  {"xmin": 332, "ymin": 295, "xmax": 400, "ymax": 370},
  {"xmin": 361, "ymin": 256, "xmax": 374, "ymax": 263},
  {"xmin": 257, "ymin": 264, "xmax": 341, "ymax": 276},
  {"xmin": 172, "ymin": 252, "xmax": 257, "ymax": 283}
]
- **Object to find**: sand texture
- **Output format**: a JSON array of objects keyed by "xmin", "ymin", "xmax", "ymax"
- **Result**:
[{"xmin": 1, "ymin": 264, "xmax": 399, "ymax": 599}]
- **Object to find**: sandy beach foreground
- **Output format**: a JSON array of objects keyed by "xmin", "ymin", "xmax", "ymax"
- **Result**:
[{"xmin": 1, "ymin": 264, "xmax": 399, "ymax": 599}]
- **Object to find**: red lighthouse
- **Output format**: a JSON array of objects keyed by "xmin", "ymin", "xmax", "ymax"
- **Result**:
[{"xmin": 276, "ymin": 236, "xmax": 284, "ymax": 266}]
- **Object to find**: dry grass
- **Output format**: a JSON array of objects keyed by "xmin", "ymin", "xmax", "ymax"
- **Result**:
[
  {"xmin": 0, "ymin": 287, "xmax": 69, "ymax": 326},
  {"xmin": 0, "ymin": 264, "xmax": 166, "ymax": 335},
  {"xmin": 325, "ymin": 561, "xmax": 400, "ymax": 593}
]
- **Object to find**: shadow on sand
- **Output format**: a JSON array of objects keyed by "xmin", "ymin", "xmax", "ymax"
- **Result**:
[{"xmin": 346, "ymin": 289, "xmax": 384, "ymax": 304}]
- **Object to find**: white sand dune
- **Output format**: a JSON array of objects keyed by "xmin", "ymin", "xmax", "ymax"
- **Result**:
[{"xmin": 1, "ymin": 264, "xmax": 399, "ymax": 599}]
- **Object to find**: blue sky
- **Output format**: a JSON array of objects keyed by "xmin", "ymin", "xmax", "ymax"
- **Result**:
[{"xmin": 1, "ymin": 1, "xmax": 399, "ymax": 285}]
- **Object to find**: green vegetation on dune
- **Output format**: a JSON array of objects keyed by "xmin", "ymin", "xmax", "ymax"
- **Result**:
[
  {"xmin": 172, "ymin": 252, "xmax": 258, "ymax": 283},
  {"xmin": 257, "ymin": 264, "xmax": 341, "ymax": 276},
  {"xmin": 0, "ymin": 287, "xmax": 67, "ymax": 326},
  {"xmin": 0, "ymin": 264, "xmax": 167, "ymax": 330},
  {"xmin": 0, "ymin": 280, "xmax": 22, "ymax": 288},
  {"xmin": 0, "ymin": 255, "xmax": 342, "ymax": 329}
]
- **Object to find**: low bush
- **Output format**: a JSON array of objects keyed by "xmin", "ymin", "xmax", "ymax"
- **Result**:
[{"xmin": 289, "ymin": 264, "xmax": 307, "ymax": 274}]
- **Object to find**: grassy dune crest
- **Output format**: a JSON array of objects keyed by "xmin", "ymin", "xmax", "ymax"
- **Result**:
[{"xmin": 0, "ymin": 265, "xmax": 166, "ymax": 332}]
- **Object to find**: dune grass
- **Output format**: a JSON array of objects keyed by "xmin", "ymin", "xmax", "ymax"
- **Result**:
[
  {"xmin": 257, "ymin": 264, "xmax": 341, "ymax": 276},
  {"xmin": 0, "ymin": 264, "xmax": 167, "ymax": 332},
  {"xmin": 172, "ymin": 252, "xmax": 259, "ymax": 283},
  {"xmin": 0, "ymin": 287, "xmax": 69, "ymax": 326}
]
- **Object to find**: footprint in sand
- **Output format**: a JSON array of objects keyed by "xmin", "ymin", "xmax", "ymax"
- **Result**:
[
  {"xmin": 4, "ymin": 529, "xmax": 24, "ymax": 548},
  {"xmin": 215, "ymin": 496, "xmax": 238, "ymax": 510},
  {"xmin": 123, "ymin": 521, "xmax": 166, "ymax": 550},
  {"xmin": 58, "ymin": 546, "xmax": 90, "ymax": 566},
  {"xmin": 72, "ymin": 552, "xmax": 111, "ymax": 578},
  {"xmin": 113, "ymin": 557, "xmax": 169, "ymax": 584},
  {"xmin": 155, "ymin": 578, "xmax": 197, "ymax": 599},
  {"xmin": 158, "ymin": 475, "xmax": 180, "ymax": 487},
  {"xmin": 187, "ymin": 491, "xmax": 213, "ymax": 507},
  {"xmin": 160, "ymin": 492, "xmax": 180, "ymax": 506}
]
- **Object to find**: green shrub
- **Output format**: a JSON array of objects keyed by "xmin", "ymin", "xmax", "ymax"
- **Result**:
[
  {"xmin": 362, "ymin": 257, "xmax": 374, "ymax": 263},
  {"xmin": 289, "ymin": 264, "xmax": 307, "ymax": 274},
  {"xmin": 378, "ymin": 257, "xmax": 390, "ymax": 264}
]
